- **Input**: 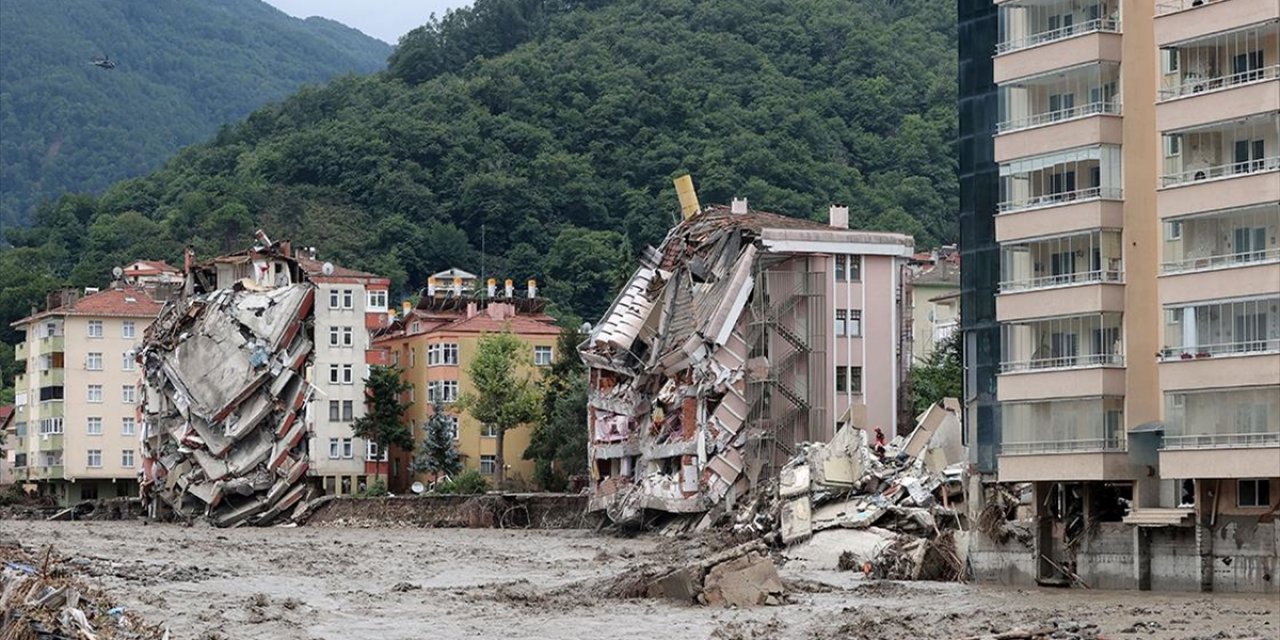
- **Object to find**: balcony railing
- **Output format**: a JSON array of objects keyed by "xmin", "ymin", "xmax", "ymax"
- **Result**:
[
  {"xmin": 1156, "ymin": 0, "xmax": 1226, "ymax": 15},
  {"xmin": 1159, "ymin": 65, "xmax": 1280, "ymax": 101},
  {"xmin": 37, "ymin": 336, "xmax": 64, "ymax": 354},
  {"xmin": 1159, "ymin": 338, "xmax": 1280, "ymax": 360},
  {"xmin": 1161, "ymin": 247, "xmax": 1280, "ymax": 274},
  {"xmin": 1000, "ymin": 269, "xmax": 1123, "ymax": 293},
  {"xmin": 1001, "ymin": 436, "xmax": 1125, "ymax": 455},
  {"xmin": 995, "ymin": 18, "xmax": 1121, "ymax": 55},
  {"xmin": 998, "ymin": 186, "xmax": 1123, "ymax": 214},
  {"xmin": 997, "ymin": 101, "xmax": 1121, "ymax": 134},
  {"xmin": 1161, "ymin": 156, "xmax": 1280, "ymax": 187},
  {"xmin": 1001, "ymin": 352, "xmax": 1123, "ymax": 373},
  {"xmin": 1162, "ymin": 431, "xmax": 1279, "ymax": 449}
]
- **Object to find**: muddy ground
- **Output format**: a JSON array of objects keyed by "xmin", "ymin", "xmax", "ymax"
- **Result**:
[{"xmin": 3, "ymin": 520, "xmax": 1275, "ymax": 640}]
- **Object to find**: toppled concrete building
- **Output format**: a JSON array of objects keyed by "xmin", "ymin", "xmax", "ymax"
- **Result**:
[
  {"xmin": 137, "ymin": 234, "xmax": 319, "ymax": 526},
  {"xmin": 581, "ymin": 188, "xmax": 914, "ymax": 523}
]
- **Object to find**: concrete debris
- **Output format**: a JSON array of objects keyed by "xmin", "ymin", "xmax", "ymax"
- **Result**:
[
  {"xmin": 1, "ymin": 543, "xmax": 168, "ymax": 639},
  {"xmin": 611, "ymin": 540, "xmax": 786, "ymax": 608},
  {"xmin": 773, "ymin": 399, "xmax": 971, "ymax": 581},
  {"xmin": 137, "ymin": 234, "xmax": 318, "ymax": 527}
]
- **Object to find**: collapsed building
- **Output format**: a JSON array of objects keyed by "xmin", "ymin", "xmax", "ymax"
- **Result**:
[
  {"xmin": 580, "ymin": 185, "xmax": 914, "ymax": 523},
  {"xmin": 137, "ymin": 233, "xmax": 319, "ymax": 526}
]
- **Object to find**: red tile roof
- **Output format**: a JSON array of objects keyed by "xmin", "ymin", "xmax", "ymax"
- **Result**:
[
  {"xmin": 295, "ymin": 256, "xmax": 387, "ymax": 283},
  {"xmin": 124, "ymin": 260, "xmax": 180, "ymax": 274},
  {"xmin": 435, "ymin": 313, "xmax": 561, "ymax": 336},
  {"xmin": 0, "ymin": 405, "xmax": 13, "ymax": 430},
  {"xmin": 12, "ymin": 287, "xmax": 164, "ymax": 326}
]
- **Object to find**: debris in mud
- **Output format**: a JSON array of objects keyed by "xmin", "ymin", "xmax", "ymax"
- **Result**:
[
  {"xmin": 0, "ymin": 542, "xmax": 168, "ymax": 639},
  {"xmin": 138, "ymin": 232, "xmax": 318, "ymax": 528},
  {"xmin": 570, "ymin": 539, "xmax": 786, "ymax": 608}
]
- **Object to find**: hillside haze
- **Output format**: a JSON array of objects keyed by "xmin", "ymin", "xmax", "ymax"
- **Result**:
[
  {"xmin": 0, "ymin": 0, "xmax": 391, "ymax": 227},
  {"xmin": 1, "ymin": 0, "xmax": 956, "ymax": 338}
]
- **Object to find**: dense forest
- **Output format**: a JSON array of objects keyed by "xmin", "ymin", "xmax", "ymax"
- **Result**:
[
  {"xmin": 0, "ymin": 0, "xmax": 957, "ymax": 349},
  {"xmin": 0, "ymin": 0, "xmax": 391, "ymax": 228}
]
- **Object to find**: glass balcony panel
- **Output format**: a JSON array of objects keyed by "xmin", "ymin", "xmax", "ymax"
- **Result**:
[
  {"xmin": 997, "ymin": 0, "xmax": 1121, "ymax": 54},
  {"xmin": 999, "ymin": 145, "xmax": 1123, "ymax": 213},
  {"xmin": 1164, "ymin": 386, "xmax": 1280, "ymax": 448},
  {"xmin": 1001, "ymin": 230, "xmax": 1123, "ymax": 291},
  {"xmin": 1001, "ymin": 312, "xmax": 1124, "ymax": 371},
  {"xmin": 1162, "ymin": 203, "xmax": 1280, "ymax": 273},
  {"xmin": 1001, "ymin": 396, "xmax": 1125, "ymax": 453},
  {"xmin": 998, "ymin": 62, "xmax": 1121, "ymax": 132},
  {"xmin": 1161, "ymin": 113, "xmax": 1280, "ymax": 186},
  {"xmin": 1159, "ymin": 23, "xmax": 1279, "ymax": 100},
  {"xmin": 1162, "ymin": 295, "xmax": 1280, "ymax": 358}
]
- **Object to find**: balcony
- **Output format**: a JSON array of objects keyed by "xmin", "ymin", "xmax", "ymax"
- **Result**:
[
  {"xmin": 15, "ymin": 342, "xmax": 26, "ymax": 360},
  {"xmin": 998, "ymin": 313, "xmax": 1125, "ymax": 401},
  {"xmin": 1156, "ymin": 0, "xmax": 1280, "ymax": 48},
  {"xmin": 996, "ymin": 63, "xmax": 1122, "ymax": 161},
  {"xmin": 995, "ymin": 0, "xmax": 1122, "ymax": 84},
  {"xmin": 1161, "ymin": 204, "xmax": 1280, "ymax": 274},
  {"xmin": 1001, "ymin": 396, "xmax": 1125, "ymax": 454},
  {"xmin": 1156, "ymin": 23, "xmax": 1280, "ymax": 131},
  {"xmin": 37, "ymin": 434, "xmax": 64, "ymax": 451},
  {"xmin": 36, "ymin": 466, "xmax": 65, "ymax": 480},
  {"xmin": 998, "ymin": 145, "xmax": 1123, "ymax": 218},
  {"xmin": 37, "ymin": 336, "xmax": 64, "ymax": 354},
  {"xmin": 1160, "ymin": 387, "xmax": 1279, "ymax": 479},
  {"xmin": 1161, "ymin": 296, "xmax": 1280, "ymax": 359},
  {"xmin": 37, "ymin": 368, "xmax": 65, "ymax": 385},
  {"xmin": 1158, "ymin": 113, "xmax": 1280, "ymax": 217},
  {"xmin": 1000, "ymin": 230, "xmax": 1123, "ymax": 292}
]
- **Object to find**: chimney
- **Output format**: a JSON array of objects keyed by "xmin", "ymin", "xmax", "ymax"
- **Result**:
[
  {"xmin": 829, "ymin": 205, "xmax": 849, "ymax": 229},
  {"xmin": 527, "ymin": 279, "xmax": 538, "ymax": 299},
  {"xmin": 486, "ymin": 278, "xmax": 497, "ymax": 297},
  {"xmin": 466, "ymin": 301, "xmax": 478, "ymax": 318},
  {"xmin": 673, "ymin": 175, "xmax": 701, "ymax": 220},
  {"xmin": 504, "ymin": 279, "xmax": 514, "ymax": 298},
  {"xmin": 731, "ymin": 197, "xmax": 748, "ymax": 215},
  {"xmin": 401, "ymin": 300, "xmax": 412, "ymax": 317},
  {"xmin": 452, "ymin": 277, "xmax": 463, "ymax": 297},
  {"xmin": 427, "ymin": 277, "xmax": 438, "ymax": 297},
  {"xmin": 309, "ymin": 247, "xmax": 318, "ymax": 260}
]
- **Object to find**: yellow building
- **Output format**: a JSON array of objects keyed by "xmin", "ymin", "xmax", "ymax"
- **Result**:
[{"xmin": 373, "ymin": 291, "xmax": 560, "ymax": 489}]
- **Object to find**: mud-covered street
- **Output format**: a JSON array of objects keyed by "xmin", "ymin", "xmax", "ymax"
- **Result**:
[{"xmin": 4, "ymin": 520, "xmax": 1276, "ymax": 640}]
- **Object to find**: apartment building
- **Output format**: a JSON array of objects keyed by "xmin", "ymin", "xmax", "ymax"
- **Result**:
[
  {"xmin": 908, "ymin": 259, "xmax": 961, "ymax": 362},
  {"xmin": 372, "ymin": 285, "xmax": 560, "ymax": 489},
  {"xmin": 961, "ymin": 0, "xmax": 1279, "ymax": 592},
  {"xmin": 8, "ymin": 287, "xmax": 163, "ymax": 504},
  {"xmin": 580, "ymin": 198, "xmax": 913, "ymax": 519},
  {"xmin": 294, "ymin": 254, "xmax": 390, "ymax": 496}
]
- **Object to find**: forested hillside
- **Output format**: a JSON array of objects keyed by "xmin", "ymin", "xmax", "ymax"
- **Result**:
[
  {"xmin": 0, "ymin": 0, "xmax": 391, "ymax": 227},
  {"xmin": 1, "ymin": 0, "xmax": 957, "ymax": 342}
]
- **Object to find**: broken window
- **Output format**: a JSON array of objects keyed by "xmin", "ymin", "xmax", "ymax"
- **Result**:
[
  {"xmin": 86, "ymin": 352, "xmax": 103, "ymax": 370},
  {"xmin": 87, "ymin": 417, "xmax": 102, "ymax": 435},
  {"xmin": 88, "ymin": 320, "xmax": 103, "ymax": 338},
  {"xmin": 87, "ymin": 384, "xmax": 102, "ymax": 403},
  {"xmin": 87, "ymin": 449, "xmax": 102, "ymax": 468},
  {"xmin": 1239, "ymin": 479, "xmax": 1271, "ymax": 508}
]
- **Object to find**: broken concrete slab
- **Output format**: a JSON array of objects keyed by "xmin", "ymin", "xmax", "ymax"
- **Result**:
[{"xmin": 702, "ymin": 552, "xmax": 784, "ymax": 608}]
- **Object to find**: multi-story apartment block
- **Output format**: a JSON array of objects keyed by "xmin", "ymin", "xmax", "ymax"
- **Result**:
[
  {"xmin": 8, "ymin": 287, "xmax": 163, "ymax": 504},
  {"xmin": 295, "ymin": 254, "xmax": 390, "ymax": 496},
  {"xmin": 581, "ymin": 199, "xmax": 914, "ymax": 518},
  {"xmin": 961, "ymin": 0, "xmax": 1278, "ymax": 592},
  {"xmin": 908, "ymin": 259, "xmax": 961, "ymax": 362},
  {"xmin": 372, "ymin": 285, "xmax": 560, "ymax": 489}
]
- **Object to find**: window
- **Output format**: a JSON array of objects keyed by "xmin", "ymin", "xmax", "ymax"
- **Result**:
[
  {"xmin": 342, "ymin": 327, "xmax": 354, "ymax": 346},
  {"xmin": 87, "ymin": 385, "xmax": 103, "ymax": 403},
  {"xmin": 481, "ymin": 423, "xmax": 499, "ymax": 438},
  {"xmin": 1233, "ymin": 139, "xmax": 1266, "ymax": 174},
  {"xmin": 429, "ymin": 380, "xmax": 459, "ymax": 403},
  {"xmin": 329, "ymin": 365, "xmax": 340, "ymax": 384},
  {"xmin": 447, "ymin": 415, "xmax": 459, "ymax": 440},
  {"xmin": 835, "ymin": 255, "xmax": 846, "ymax": 282},
  {"xmin": 366, "ymin": 441, "xmax": 388, "ymax": 461},
  {"xmin": 329, "ymin": 290, "xmax": 340, "ymax": 309},
  {"xmin": 1238, "ymin": 479, "xmax": 1271, "ymax": 508},
  {"xmin": 1234, "ymin": 226, "xmax": 1266, "ymax": 261},
  {"xmin": 835, "ymin": 366, "xmax": 863, "ymax": 394},
  {"xmin": 834, "ymin": 255, "xmax": 863, "ymax": 282},
  {"xmin": 122, "ymin": 417, "xmax": 135, "ymax": 436},
  {"xmin": 1232, "ymin": 50, "xmax": 1263, "ymax": 83},
  {"xmin": 86, "ymin": 352, "xmax": 103, "ymax": 370},
  {"xmin": 835, "ymin": 310, "xmax": 847, "ymax": 337},
  {"xmin": 87, "ymin": 449, "xmax": 102, "ymax": 468},
  {"xmin": 39, "ymin": 418, "xmax": 63, "ymax": 435},
  {"xmin": 122, "ymin": 321, "xmax": 136, "ymax": 339},
  {"xmin": 87, "ymin": 417, "xmax": 102, "ymax": 436},
  {"xmin": 1165, "ymin": 220, "xmax": 1182, "ymax": 241},
  {"xmin": 14, "ymin": 422, "xmax": 26, "ymax": 437},
  {"xmin": 122, "ymin": 385, "xmax": 136, "ymax": 404},
  {"xmin": 329, "ymin": 439, "xmax": 341, "ymax": 459},
  {"xmin": 1162, "ymin": 48, "xmax": 1179, "ymax": 74},
  {"xmin": 1164, "ymin": 135, "xmax": 1181, "ymax": 158},
  {"xmin": 342, "ymin": 400, "xmax": 354, "ymax": 422},
  {"xmin": 428, "ymin": 343, "xmax": 459, "ymax": 366},
  {"xmin": 122, "ymin": 450, "xmax": 135, "ymax": 468},
  {"xmin": 534, "ymin": 346, "xmax": 553, "ymax": 366},
  {"xmin": 835, "ymin": 310, "xmax": 862, "ymax": 337},
  {"xmin": 368, "ymin": 290, "xmax": 387, "ymax": 309},
  {"xmin": 341, "ymin": 364, "xmax": 353, "ymax": 384},
  {"xmin": 341, "ymin": 438, "xmax": 354, "ymax": 459},
  {"xmin": 329, "ymin": 327, "xmax": 340, "ymax": 346},
  {"xmin": 329, "ymin": 400, "xmax": 340, "ymax": 421},
  {"xmin": 410, "ymin": 347, "xmax": 416, "ymax": 367},
  {"xmin": 88, "ymin": 320, "xmax": 103, "ymax": 338},
  {"xmin": 13, "ymin": 454, "xmax": 26, "ymax": 468},
  {"xmin": 122, "ymin": 352, "xmax": 135, "ymax": 371},
  {"xmin": 80, "ymin": 484, "xmax": 98, "ymax": 501},
  {"xmin": 480, "ymin": 455, "xmax": 497, "ymax": 475},
  {"xmin": 342, "ymin": 289, "xmax": 354, "ymax": 309}
]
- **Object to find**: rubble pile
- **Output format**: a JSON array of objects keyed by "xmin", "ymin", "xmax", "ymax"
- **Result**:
[
  {"xmin": 767, "ymin": 399, "xmax": 972, "ymax": 581},
  {"xmin": 581, "ymin": 540, "xmax": 787, "ymax": 608},
  {"xmin": 0, "ymin": 542, "xmax": 168, "ymax": 639},
  {"xmin": 138, "ymin": 239, "xmax": 318, "ymax": 527}
]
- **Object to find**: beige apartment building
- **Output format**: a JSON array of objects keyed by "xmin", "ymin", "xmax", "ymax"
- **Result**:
[
  {"xmin": 986, "ymin": 0, "xmax": 1278, "ymax": 592},
  {"xmin": 8, "ymin": 287, "xmax": 163, "ymax": 504}
]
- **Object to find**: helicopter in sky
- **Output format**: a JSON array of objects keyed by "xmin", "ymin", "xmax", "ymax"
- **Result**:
[{"xmin": 90, "ymin": 55, "xmax": 116, "ymax": 70}]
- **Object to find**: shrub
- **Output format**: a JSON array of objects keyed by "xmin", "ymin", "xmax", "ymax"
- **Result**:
[
  {"xmin": 433, "ymin": 469, "xmax": 489, "ymax": 495},
  {"xmin": 359, "ymin": 479, "xmax": 388, "ymax": 497}
]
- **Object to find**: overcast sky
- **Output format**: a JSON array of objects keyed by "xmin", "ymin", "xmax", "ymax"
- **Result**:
[{"xmin": 264, "ymin": 0, "xmax": 474, "ymax": 44}]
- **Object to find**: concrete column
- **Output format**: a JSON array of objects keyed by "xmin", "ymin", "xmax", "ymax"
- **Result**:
[
  {"xmin": 1034, "ymin": 481, "xmax": 1054, "ymax": 581},
  {"xmin": 1133, "ymin": 526, "xmax": 1151, "ymax": 591},
  {"xmin": 1196, "ymin": 479, "xmax": 1215, "ymax": 592}
]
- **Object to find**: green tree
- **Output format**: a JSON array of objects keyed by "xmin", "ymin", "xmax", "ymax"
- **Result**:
[
  {"xmin": 412, "ymin": 396, "xmax": 463, "ymax": 479},
  {"xmin": 351, "ymin": 365, "xmax": 415, "ymax": 485},
  {"xmin": 543, "ymin": 227, "xmax": 632, "ymax": 322},
  {"xmin": 458, "ymin": 332, "xmax": 543, "ymax": 487},
  {"xmin": 525, "ymin": 325, "xmax": 589, "ymax": 490},
  {"xmin": 910, "ymin": 333, "xmax": 962, "ymax": 417}
]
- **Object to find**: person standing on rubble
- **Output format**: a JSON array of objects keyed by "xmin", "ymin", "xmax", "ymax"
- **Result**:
[{"xmin": 873, "ymin": 426, "xmax": 887, "ymax": 459}]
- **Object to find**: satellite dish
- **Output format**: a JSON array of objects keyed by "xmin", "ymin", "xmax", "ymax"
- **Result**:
[
  {"xmin": 112, "ymin": 266, "xmax": 124, "ymax": 279},
  {"xmin": 411, "ymin": 481, "xmax": 425, "ymax": 495},
  {"xmin": 322, "ymin": 262, "xmax": 335, "ymax": 276}
]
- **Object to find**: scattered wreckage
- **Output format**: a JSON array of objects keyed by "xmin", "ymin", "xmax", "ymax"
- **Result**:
[{"xmin": 137, "ymin": 234, "xmax": 319, "ymax": 527}]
